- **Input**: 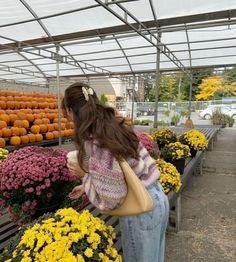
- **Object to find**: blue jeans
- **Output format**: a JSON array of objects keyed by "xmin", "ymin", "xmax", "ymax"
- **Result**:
[{"xmin": 119, "ymin": 182, "xmax": 169, "ymax": 262}]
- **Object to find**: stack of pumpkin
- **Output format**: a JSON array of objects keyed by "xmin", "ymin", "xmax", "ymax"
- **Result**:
[{"xmin": 0, "ymin": 90, "xmax": 74, "ymax": 148}]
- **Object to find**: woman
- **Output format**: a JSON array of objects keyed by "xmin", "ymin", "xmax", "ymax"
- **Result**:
[{"xmin": 62, "ymin": 82, "xmax": 169, "ymax": 262}]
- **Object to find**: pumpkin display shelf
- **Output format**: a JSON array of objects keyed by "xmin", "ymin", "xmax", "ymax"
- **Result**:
[{"xmin": 0, "ymin": 90, "xmax": 74, "ymax": 150}]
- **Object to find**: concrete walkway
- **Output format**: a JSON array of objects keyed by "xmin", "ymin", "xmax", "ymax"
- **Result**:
[{"xmin": 165, "ymin": 128, "xmax": 236, "ymax": 262}]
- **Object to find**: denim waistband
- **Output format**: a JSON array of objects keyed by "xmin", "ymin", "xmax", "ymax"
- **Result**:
[{"xmin": 147, "ymin": 181, "xmax": 162, "ymax": 191}]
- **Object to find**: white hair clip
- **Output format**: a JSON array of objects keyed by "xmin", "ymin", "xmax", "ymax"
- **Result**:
[
  {"xmin": 87, "ymin": 87, "xmax": 94, "ymax": 96},
  {"xmin": 82, "ymin": 86, "xmax": 94, "ymax": 101},
  {"xmin": 82, "ymin": 87, "xmax": 89, "ymax": 101}
]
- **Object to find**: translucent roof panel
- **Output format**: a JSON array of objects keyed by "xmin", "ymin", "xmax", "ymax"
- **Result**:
[
  {"xmin": 0, "ymin": 0, "xmax": 33, "ymax": 25},
  {"xmin": 0, "ymin": 22, "xmax": 46, "ymax": 43},
  {"xmin": 42, "ymin": 6, "xmax": 122, "ymax": 36},
  {"xmin": 26, "ymin": 0, "xmax": 95, "ymax": 17},
  {"xmin": 155, "ymin": 0, "xmax": 236, "ymax": 19}
]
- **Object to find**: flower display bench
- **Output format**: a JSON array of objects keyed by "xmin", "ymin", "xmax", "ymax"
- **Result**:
[{"xmin": 0, "ymin": 126, "xmax": 220, "ymax": 252}]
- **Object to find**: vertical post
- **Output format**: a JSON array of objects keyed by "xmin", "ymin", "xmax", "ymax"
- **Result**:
[
  {"xmin": 131, "ymin": 76, "xmax": 135, "ymax": 120},
  {"xmin": 188, "ymin": 73, "xmax": 193, "ymax": 118},
  {"xmin": 56, "ymin": 45, "xmax": 62, "ymax": 146},
  {"xmin": 154, "ymin": 32, "xmax": 161, "ymax": 128}
]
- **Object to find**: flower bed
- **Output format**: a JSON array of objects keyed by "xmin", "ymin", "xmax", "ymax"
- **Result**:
[
  {"xmin": 1, "ymin": 208, "xmax": 121, "ymax": 262},
  {"xmin": 156, "ymin": 159, "xmax": 181, "ymax": 194},
  {"xmin": 0, "ymin": 146, "xmax": 81, "ymax": 224}
]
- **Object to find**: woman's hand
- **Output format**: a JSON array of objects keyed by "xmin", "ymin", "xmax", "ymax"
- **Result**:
[
  {"xmin": 68, "ymin": 185, "xmax": 84, "ymax": 199},
  {"xmin": 67, "ymin": 160, "xmax": 85, "ymax": 177}
]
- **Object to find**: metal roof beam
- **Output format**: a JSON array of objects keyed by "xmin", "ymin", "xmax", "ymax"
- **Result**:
[{"xmin": 95, "ymin": 0, "xmax": 189, "ymax": 76}]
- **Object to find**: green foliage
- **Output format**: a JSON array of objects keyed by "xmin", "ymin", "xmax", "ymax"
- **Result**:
[
  {"xmin": 100, "ymin": 94, "xmax": 108, "ymax": 105},
  {"xmin": 171, "ymin": 114, "xmax": 181, "ymax": 126},
  {"xmin": 225, "ymin": 67, "xmax": 236, "ymax": 83},
  {"xmin": 211, "ymin": 110, "xmax": 227, "ymax": 126},
  {"xmin": 144, "ymin": 69, "xmax": 214, "ymax": 102}
]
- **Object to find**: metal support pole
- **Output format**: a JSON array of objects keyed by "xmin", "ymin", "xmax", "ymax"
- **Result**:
[
  {"xmin": 131, "ymin": 76, "xmax": 135, "ymax": 120},
  {"xmin": 56, "ymin": 45, "xmax": 62, "ymax": 146},
  {"xmin": 188, "ymin": 73, "xmax": 193, "ymax": 118},
  {"xmin": 154, "ymin": 33, "xmax": 161, "ymax": 128}
]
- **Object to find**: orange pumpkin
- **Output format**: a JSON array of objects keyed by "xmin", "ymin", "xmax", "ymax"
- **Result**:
[
  {"xmin": 31, "ymin": 125, "xmax": 40, "ymax": 134},
  {"xmin": 5, "ymin": 109, "xmax": 14, "ymax": 115},
  {"xmin": 52, "ymin": 130, "xmax": 59, "ymax": 138},
  {"xmin": 39, "ymin": 124, "xmax": 47, "ymax": 133},
  {"xmin": 6, "ymin": 101, "xmax": 15, "ymax": 109},
  {"xmin": 0, "ymin": 120, "xmax": 7, "ymax": 129},
  {"xmin": 11, "ymin": 127, "xmax": 20, "ymax": 136},
  {"xmin": 34, "ymin": 119, "xmax": 43, "ymax": 125},
  {"xmin": 10, "ymin": 136, "xmax": 21, "ymax": 145},
  {"xmin": 0, "ymin": 114, "xmax": 10, "ymax": 124},
  {"xmin": 42, "ymin": 118, "xmax": 50, "ymax": 125},
  {"xmin": 45, "ymin": 132, "xmax": 54, "ymax": 140},
  {"xmin": 47, "ymin": 124, "xmax": 54, "ymax": 132},
  {"xmin": 28, "ymin": 133, "xmax": 36, "ymax": 143},
  {"xmin": 0, "ymin": 138, "xmax": 6, "ymax": 148},
  {"xmin": 35, "ymin": 133, "xmax": 43, "ymax": 142},
  {"xmin": 26, "ymin": 114, "xmax": 34, "ymax": 122},
  {"xmin": 19, "ymin": 128, "xmax": 27, "ymax": 136},
  {"xmin": 2, "ymin": 128, "xmax": 12, "ymax": 138},
  {"xmin": 67, "ymin": 129, "xmax": 74, "ymax": 136},
  {"xmin": 17, "ymin": 112, "xmax": 26, "ymax": 120},
  {"xmin": 0, "ymin": 110, "xmax": 5, "ymax": 114},
  {"xmin": 64, "ymin": 129, "xmax": 70, "ymax": 137},
  {"xmin": 14, "ymin": 120, "xmax": 23, "ymax": 128},
  {"xmin": 22, "ymin": 120, "xmax": 29, "ymax": 129},
  {"xmin": 53, "ymin": 117, "xmax": 67, "ymax": 123},
  {"xmin": 0, "ymin": 101, "xmax": 6, "ymax": 109},
  {"xmin": 60, "ymin": 123, "xmax": 66, "ymax": 130},
  {"xmin": 53, "ymin": 123, "xmax": 58, "ymax": 131},
  {"xmin": 0, "ymin": 130, "xmax": 2, "ymax": 137},
  {"xmin": 21, "ymin": 135, "xmax": 29, "ymax": 144},
  {"xmin": 9, "ymin": 114, "xmax": 18, "ymax": 124}
]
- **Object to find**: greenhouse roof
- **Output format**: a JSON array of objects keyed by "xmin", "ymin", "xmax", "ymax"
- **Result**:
[{"xmin": 1, "ymin": 0, "xmax": 236, "ymax": 85}]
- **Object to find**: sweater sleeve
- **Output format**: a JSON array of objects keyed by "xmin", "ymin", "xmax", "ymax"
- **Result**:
[{"xmin": 82, "ymin": 142, "xmax": 127, "ymax": 211}]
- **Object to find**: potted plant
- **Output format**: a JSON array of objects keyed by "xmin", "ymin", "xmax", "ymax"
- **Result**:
[
  {"xmin": 170, "ymin": 114, "xmax": 181, "ymax": 126},
  {"xmin": 179, "ymin": 129, "xmax": 208, "ymax": 157},
  {"xmin": 0, "ymin": 146, "xmax": 82, "ymax": 224},
  {"xmin": 1, "ymin": 208, "xmax": 121, "ymax": 262},
  {"xmin": 151, "ymin": 128, "xmax": 177, "ymax": 149},
  {"xmin": 160, "ymin": 142, "xmax": 190, "ymax": 174},
  {"xmin": 135, "ymin": 131, "xmax": 160, "ymax": 159},
  {"xmin": 211, "ymin": 110, "xmax": 227, "ymax": 127},
  {"xmin": 155, "ymin": 159, "xmax": 182, "ymax": 194},
  {"xmin": 227, "ymin": 116, "xmax": 235, "ymax": 127}
]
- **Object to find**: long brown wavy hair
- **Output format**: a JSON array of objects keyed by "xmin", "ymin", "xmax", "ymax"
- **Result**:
[{"xmin": 62, "ymin": 82, "xmax": 139, "ymax": 170}]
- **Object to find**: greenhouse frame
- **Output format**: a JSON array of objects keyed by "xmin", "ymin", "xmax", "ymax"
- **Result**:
[{"xmin": 1, "ymin": 0, "xmax": 236, "ymax": 129}]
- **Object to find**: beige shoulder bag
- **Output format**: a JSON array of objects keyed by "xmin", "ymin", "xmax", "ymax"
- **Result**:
[{"xmin": 102, "ymin": 160, "xmax": 154, "ymax": 216}]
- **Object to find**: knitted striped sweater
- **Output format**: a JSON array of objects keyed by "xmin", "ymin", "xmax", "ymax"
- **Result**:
[{"xmin": 83, "ymin": 141, "xmax": 160, "ymax": 211}]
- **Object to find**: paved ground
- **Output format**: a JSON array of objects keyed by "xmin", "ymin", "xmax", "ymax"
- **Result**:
[{"xmin": 165, "ymin": 128, "xmax": 236, "ymax": 262}]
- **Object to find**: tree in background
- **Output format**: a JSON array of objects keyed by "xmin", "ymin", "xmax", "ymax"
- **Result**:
[
  {"xmin": 100, "ymin": 94, "xmax": 108, "ymax": 105},
  {"xmin": 180, "ymin": 68, "xmax": 214, "ymax": 100},
  {"xmin": 225, "ymin": 67, "xmax": 236, "ymax": 83},
  {"xmin": 144, "ymin": 74, "xmax": 178, "ymax": 102},
  {"xmin": 195, "ymin": 76, "xmax": 223, "ymax": 100},
  {"xmin": 143, "ymin": 68, "xmax": 214, "ymax": 102}
]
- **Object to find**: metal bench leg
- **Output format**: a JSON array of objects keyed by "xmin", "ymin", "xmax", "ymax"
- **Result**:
[
  {"xmin": 168, "ymin": 195, "xmax": 181, "ymax": 232},
  {"xmin": 175, "ymin": 195, "xmax": 181, "ymax": 232},
  {"xmin": 194, "ymin": 156, "xmax": 203, "ymax": 176}
]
